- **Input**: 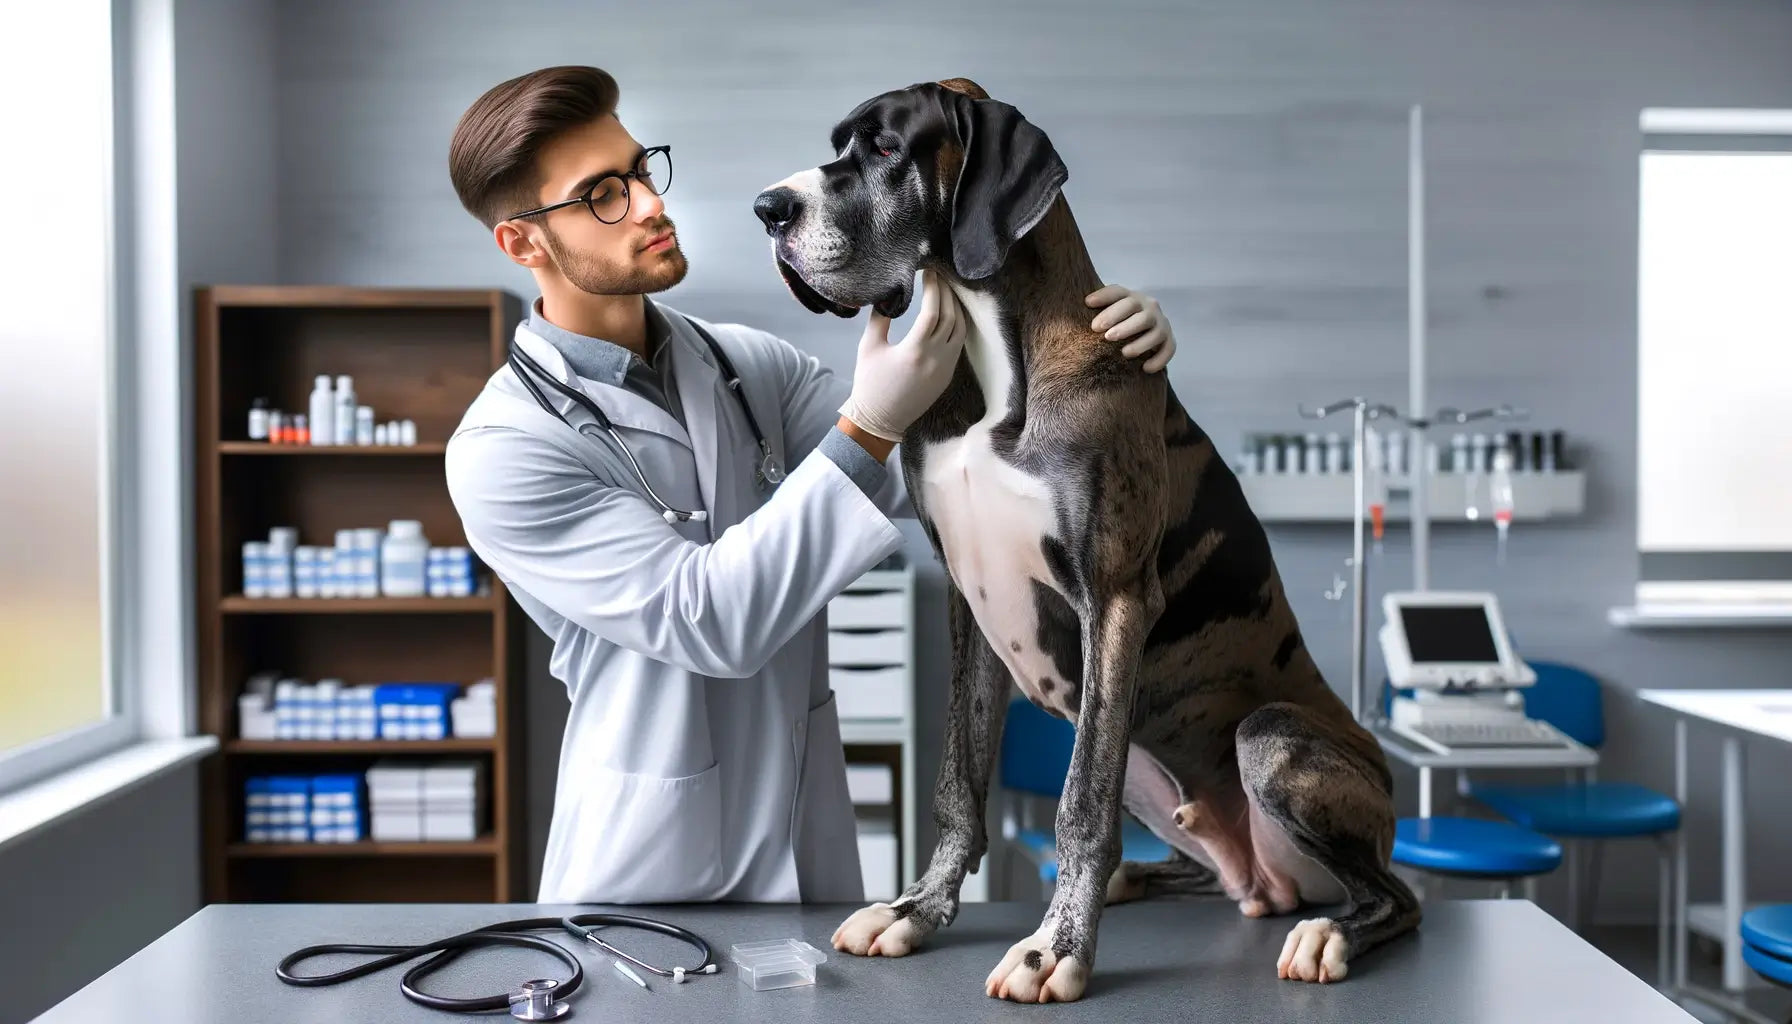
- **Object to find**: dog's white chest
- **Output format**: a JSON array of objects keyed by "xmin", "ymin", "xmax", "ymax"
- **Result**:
[{"xmin": 919, "ymin": 290, "xmax": 1073, "ymax": 713}]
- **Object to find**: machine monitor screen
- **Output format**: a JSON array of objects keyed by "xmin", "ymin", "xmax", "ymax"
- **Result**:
[{"xmin": 1398, "ymin": 606, "xmax": 1501, "ymax": 663}]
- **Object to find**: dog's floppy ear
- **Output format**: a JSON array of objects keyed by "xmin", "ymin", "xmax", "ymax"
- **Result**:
[{"xmin": 938, "ymin": 85, "xmax": 1068, "ymax": 281}]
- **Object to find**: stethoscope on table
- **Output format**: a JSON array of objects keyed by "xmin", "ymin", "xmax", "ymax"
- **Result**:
[
  {"xmin": 276, "ymin": 912, "xmax": 718, "ymax": 1020},
  {"xmin": 507, "ymin": 314, "xmax": 785, "ymax": 524}
]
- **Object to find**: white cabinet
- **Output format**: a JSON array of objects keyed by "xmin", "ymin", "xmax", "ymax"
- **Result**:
[{"xmin": 828, "ymin": 566, "xmax": 919, "ymax": 895}]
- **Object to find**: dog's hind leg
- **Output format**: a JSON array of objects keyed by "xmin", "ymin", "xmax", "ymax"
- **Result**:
[
  {"xmin": 1234, "ymin": 702, "xmax": 1421, "ymax": 983},
  {"xmin": 1105, "ymin": 847, "xmax": 1221, "ymax": 904},
  {"xmin": 832, "ymin": 584, "xmax": 1008, "ymax": 958},
  {"xmin": 985, "ymin": 580, "xmax": 1162, "ymax": 1003}
]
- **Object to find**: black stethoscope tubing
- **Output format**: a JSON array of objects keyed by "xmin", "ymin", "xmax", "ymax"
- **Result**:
[
  {"xmin": 506, "ymin": 315, "xmax": 784, "ymax": 523},
  {"xmin": 274, "ymin": 913, "xmax": 716, "ymax": 1014}
]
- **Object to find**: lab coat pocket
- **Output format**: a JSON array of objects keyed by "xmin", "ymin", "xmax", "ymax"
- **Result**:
[
  {"xmin": 791, "ymin": 691, "xmax": 864, "ymax": 902},
  {"xmin": 575, "ymin": 761, "xmax": 724, "ymax": 902}
]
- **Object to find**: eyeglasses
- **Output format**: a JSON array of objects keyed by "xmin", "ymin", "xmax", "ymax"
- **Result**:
[{"xmin": 508, "ymin": 145, "xmax": 673, "ymax": 225}]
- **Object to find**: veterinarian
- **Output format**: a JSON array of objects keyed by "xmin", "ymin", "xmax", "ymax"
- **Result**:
[{"xmin": 442, "ymin": 65, "xmax": 1180, "ymax": 905}]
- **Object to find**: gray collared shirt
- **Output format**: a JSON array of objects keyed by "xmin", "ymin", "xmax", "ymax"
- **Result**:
[{"xmin": 524, "ymin": 298, "xmax": 887, "ymax": 498}]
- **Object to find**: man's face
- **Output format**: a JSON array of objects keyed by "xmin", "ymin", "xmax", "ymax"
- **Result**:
[{"xmin": 509, "ymin": 115, "xmax": 687, "ymax": 295}]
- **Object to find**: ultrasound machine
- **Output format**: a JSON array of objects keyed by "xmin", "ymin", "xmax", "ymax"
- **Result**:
[{"xmin": 1379, "ymin": 590, "xmax": 1577, "ymax": 754}]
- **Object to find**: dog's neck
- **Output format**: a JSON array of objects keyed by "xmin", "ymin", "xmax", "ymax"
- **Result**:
[{"xmin": 944, "ymin": 199, "xmax": 1109, "ymax": 419}]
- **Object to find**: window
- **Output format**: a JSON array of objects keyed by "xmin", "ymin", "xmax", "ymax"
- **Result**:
[
  {"xmin": 1634, "ymin": 111, "xmax": 1792, "ymax": 605},
  {"xmin": 0, "ymin": 0, "xmax": 127, "ymax": 786}
]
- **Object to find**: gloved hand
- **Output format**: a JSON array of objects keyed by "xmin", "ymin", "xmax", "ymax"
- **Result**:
[
  {"xmin": 840, "ymin": 269, "xmax": 969, "ymax": 442},
  {"xmin": 1086, "ymin": 284, "xmax": 1177, "ymax": 373}
]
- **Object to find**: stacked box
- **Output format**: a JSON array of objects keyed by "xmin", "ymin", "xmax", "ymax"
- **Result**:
[
  {"xmin": 308, "ymin": 774, "xmax": 364, "ymax": 843},
  {"xmin": 450, "ymin": 679, "xmax": 497, "ymax": 738},
  {"xmin": 366, "ymin": 759, "xmax": 485, "ymax": 841},
  {"xmin": 245, "ymin": 776, "xmax": 311, "ymax": 842},
  {"xmin": 375, "ymin": 683, "xmax": 459, "ymax": 741}
]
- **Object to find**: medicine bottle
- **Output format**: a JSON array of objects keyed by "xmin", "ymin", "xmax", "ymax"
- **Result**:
[{"xmin": 380, "ymin": 520, "xmax": 428, "ymax": 597}]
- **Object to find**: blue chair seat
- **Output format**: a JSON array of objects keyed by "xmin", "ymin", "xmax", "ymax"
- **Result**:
[
  {"xmin": 1471, "ymin": 782, "xmax": 1680, "ymax": 838},
  {"xmin": 1743, "ymin": 943, "xmax": 1792, "ymax": 987},
  {"xmin": 1021, "ymin": 820, "xmax": 1173, "ymax": 884},
  {"xmin": 1393, "ymin": 817, "xmax": 1563, "ymax": 877},
  {"xmin": 1743, "ymin": 905, "xmax": 1792, "ymax": 963}
]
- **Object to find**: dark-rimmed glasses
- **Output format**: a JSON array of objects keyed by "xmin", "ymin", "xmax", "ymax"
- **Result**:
[{"xmin": 507, "ymin": 145, "xmax": 672, "ymax": 225}]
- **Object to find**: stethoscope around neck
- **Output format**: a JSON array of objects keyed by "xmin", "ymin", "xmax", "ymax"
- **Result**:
[{"xmin": 506, "ymin": 320, "xmax": 784, "ymax": 524}]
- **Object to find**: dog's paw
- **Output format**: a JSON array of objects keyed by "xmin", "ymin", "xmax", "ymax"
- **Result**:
[
  {"xmin": 985, "ymin": 937, "xmax": 1089, "ymax": 1002},
  {"xmin": 1276, "ymin": 917, "xmax": 1350, "ymax": 983},
  {"xmin": 831, "ymin": 902, "xmax": 930, "ymax": 957}
]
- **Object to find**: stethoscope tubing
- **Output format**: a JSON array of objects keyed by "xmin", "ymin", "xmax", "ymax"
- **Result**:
[
  {"xmin": 275, "ymin": 913, "xmax": 716, "ymax": 1014},
  {"xmin": 506, "ymin": 321, "xmax": 781, "ymax": 522}
]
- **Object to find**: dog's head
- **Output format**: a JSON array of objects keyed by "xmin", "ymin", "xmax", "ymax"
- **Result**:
[{"xmin": 753, "ymin": 78, "xmax": 1068, "ymax": 319}]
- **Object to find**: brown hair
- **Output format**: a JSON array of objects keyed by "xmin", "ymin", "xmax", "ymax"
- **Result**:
[{"xmin": 449, "ymin": 65, "xmax": 621, "ymax": 229}]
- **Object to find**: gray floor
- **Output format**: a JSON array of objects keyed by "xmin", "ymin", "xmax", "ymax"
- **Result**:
[{"xmin": 1585, "ymin": 923, "xmax": 1792, "ymax": 1024}]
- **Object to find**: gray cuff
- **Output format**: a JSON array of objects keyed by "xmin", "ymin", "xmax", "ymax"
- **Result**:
[{"xmin": 818, "ymin": 426, "xmax": 890, "ymax": 499}]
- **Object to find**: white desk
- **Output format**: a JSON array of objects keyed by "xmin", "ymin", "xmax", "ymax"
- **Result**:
[
  {"xmin": 1640, "ymin": 688, "xmax": 1792, "ymax": 1023},
  {"xmin": 1372, "ymin": 723, "xmax": 1599, "ymax": 818}
]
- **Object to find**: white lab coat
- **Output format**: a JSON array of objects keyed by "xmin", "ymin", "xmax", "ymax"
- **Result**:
[{"xmin": 445, "ymin": 303, "xmax": 912, "ymax": 905}]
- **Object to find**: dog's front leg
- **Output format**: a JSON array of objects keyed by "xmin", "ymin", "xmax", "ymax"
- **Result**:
[
  {"xmin": 832, "ymin": 583, "xmax": 1007, "ymax": 957},
  {"xmin": 986, "ymin": 581, "xmax": 1160, "ymax": 1003}
]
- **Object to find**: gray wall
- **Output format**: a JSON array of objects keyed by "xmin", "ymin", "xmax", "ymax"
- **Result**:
[
  {"xmin": 261, "ymin": 0, "xmax": 1792, "ymax": 922},
  {"xmin": 0, "ymin": 768, "xmax": 201, "ymax": 1023}
]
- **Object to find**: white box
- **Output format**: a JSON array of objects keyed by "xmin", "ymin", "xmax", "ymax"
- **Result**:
[
  {"xmin": 845, "ymin": 764, "xmax": 894, "ymax": 804},
  {"xmin": 423, "ymin": 810, "xmax": 477, "ymax": 841},
  {"xmin": 451, "ymin": 699, "xmax": 496, "ymax": 738},
  {"xmin": 827, "ymin": 592, "xmax": 908, "ymax": 629},
  {"xmin": 827, "ymin": 631, "xmax": 909, "ymax": 667},
  {"xmin": 829, "ymin": 667, "xmax": 907, "ymax": 719},
  {"xmin": 857, "ymin": 829, "xmax": 899, "ymax": 902},
  {"xmin": 371, "ymin": 812, "xmax": 422, "ymax": 842}
]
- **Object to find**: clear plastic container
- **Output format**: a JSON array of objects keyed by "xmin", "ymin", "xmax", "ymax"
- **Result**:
[{"xmin": 729, "ymin": 939, "xmax": 827, "ymax": 990}]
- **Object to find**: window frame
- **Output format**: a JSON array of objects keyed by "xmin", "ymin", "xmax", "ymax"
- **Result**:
[{"xmin": 0, "ymin": 0, "xmax": 137, "ymax": 797}]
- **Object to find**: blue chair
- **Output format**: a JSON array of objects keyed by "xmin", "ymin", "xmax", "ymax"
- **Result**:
[
  {"xmin": 1742, "ymin": 905, "xmax": 1792, "ymax": 994},
  {"xmin": 1465, "ymin": 662, "xmax": 1680, "ymax": 987},
  {"xmin": 996, "ymin": 697, "xmax": 1173, "ymax": 898},
  {"xmin": 1392, "ymin": 815, "xmax": 1563, "ymax": 901}
]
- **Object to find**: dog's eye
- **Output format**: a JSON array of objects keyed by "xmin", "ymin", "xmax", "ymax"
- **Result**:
[{"xmin": 874, "ymin": 135, "xmax": 901, "ymax": 158}]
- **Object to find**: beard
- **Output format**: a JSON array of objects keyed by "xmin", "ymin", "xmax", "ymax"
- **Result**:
[{"xmin": 543, "ymin": 218, "xmax": 690, "ymax": 295}]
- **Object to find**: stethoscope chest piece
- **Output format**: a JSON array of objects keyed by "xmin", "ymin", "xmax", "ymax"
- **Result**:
[{"xmin": 509, "ymin": 978, "xmax": 571, "ymax": 1021}]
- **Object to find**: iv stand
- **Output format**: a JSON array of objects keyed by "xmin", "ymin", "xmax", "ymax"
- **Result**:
[{"xmin": 1299, "ymin": 399, "xmax": 1526, "ymax": 725}]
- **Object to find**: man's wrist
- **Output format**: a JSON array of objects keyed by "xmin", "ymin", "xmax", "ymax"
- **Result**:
[{"xmin": 837, "ymin": 415, "xmax": 896, "ymax": 464}]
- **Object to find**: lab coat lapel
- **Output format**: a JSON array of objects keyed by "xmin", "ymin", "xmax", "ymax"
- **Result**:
[
  {"xmin": 511, "ymin": 326, "xmax": 691, "ymax": 450},
  {"xmin": 665, "ymin": 317, "xmax": 725, "ymax": 539}
]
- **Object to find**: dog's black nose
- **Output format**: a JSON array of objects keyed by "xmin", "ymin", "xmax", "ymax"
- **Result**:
[{"xmin": 753, "ymin": 188, "xmax": 802, "ymax": 233}]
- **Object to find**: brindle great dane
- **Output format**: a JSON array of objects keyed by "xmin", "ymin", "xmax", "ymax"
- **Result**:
[{"xmin": 752, "ymin": 77, "xmax": 1420, "ymax": 1004}]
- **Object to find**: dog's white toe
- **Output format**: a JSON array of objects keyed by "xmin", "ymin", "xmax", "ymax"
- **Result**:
[
  {"xmin": 985, "ymin": 935, "xmax": 1089, "ymax": 1003},
  {"xmin": 1276, "ymin": 917, "xmax": 1350, "ymax": 983},
  {"xmin": 831, "ymin": 903, "xmax": 928, "ymax": 957}
]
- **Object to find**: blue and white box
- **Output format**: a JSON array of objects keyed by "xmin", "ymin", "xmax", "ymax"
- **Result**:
[
  {"xmin": 309, "ymin": 774, "xmax": 364, "ymax": 843},
  {"xmin": 244, "ymin": 776, "xmax": 274, "ymax": 842},
  {"xmin": 242, "ymin": 541, "xmax": 269, "ymax": 598},
  {"xmin": 375, "ymin": 683, "xmax": 458, "ymax": 741},
  {"xmin": 293, "ymin": 546, "xmax": 320, "ymax": 599},
  {"xmin": 427, "ymin": 547, "xmax": 478, "ymax": 597},
  {"xmin": 249, "ymin": 775, "xmax": 311, "ymax": 842},
  {"xmin": 334, "ymin": 529, "xmax": 357, "ymax": 597},
  {"xmin": 354, "ymin": 528, "xmax": 382, "ymax": 598},
  {"xmin": 316, "ymin": 548, "xmax": 338, "ymax": 599}
]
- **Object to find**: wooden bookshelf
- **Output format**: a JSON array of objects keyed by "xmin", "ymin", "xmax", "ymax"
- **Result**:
[{"xmin": 194, "ymin": 284, "xmax": 526, "ymax": 904}]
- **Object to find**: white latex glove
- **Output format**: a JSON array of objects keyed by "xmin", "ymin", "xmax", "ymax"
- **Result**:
[
  {"xmin": 1086, "ymin": 284, "xmax": 1176, "ymax": 373},
  {"xmin": 839, "ymin": 269, "xmax": 969, "ymax": 442}
]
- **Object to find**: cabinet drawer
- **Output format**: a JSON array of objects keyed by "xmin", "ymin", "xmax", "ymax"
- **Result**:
[
  {"xmin": 828, "ymin": 592, "xmax": 908, "ymax": 630},
  {"xmin": 845, "ymin": 764, "xmax": 894, "ymax": 804},
  {"xmin": 831, "ymin": 666, "xmax": 907, "ymax": 719},
  {"xmin": 827, "ymin": 630, "xmax": 909, "ymax": 667},
  {"xmin": 857, "ymin": 830, "xmax": 899, "ymax": 902}
]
